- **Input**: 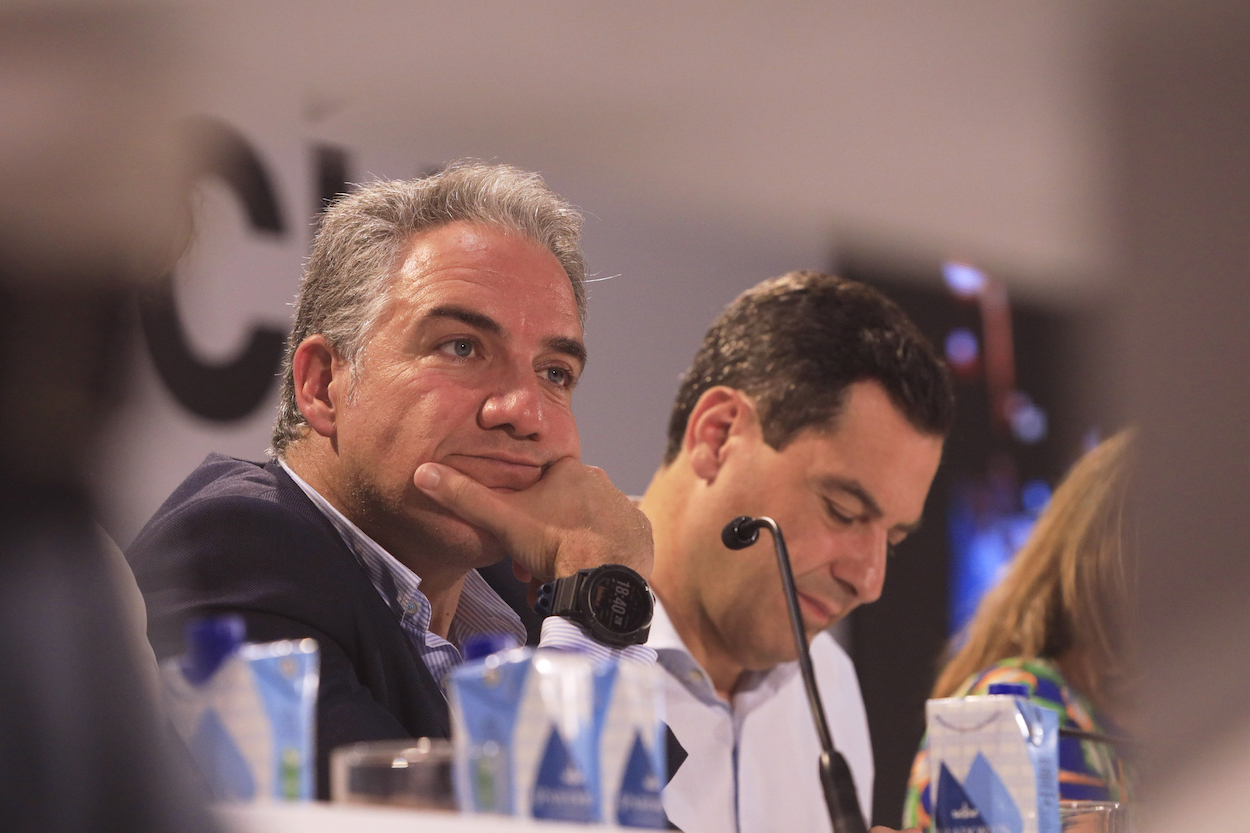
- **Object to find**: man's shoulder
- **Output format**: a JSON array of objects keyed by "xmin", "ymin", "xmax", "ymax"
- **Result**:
[
  {"xmin": 162, "ymin": 452, "xmax": 288, "ymax": 503},
  {"xmin": 127, "ymin": 453, "xmax": 333, "ymax": 568},
  {"xmin": 139, "ymin": 453, "xmax": 310, "ymax": 526},
  {"xmin": 126, "ymin": 453, "xmax": 371, "ymax": 651}
]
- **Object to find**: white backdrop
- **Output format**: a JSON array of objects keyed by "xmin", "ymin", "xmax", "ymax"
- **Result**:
[{"xmin": 92, "ymin": 2, "xmax": 1110, "ymax": 544}]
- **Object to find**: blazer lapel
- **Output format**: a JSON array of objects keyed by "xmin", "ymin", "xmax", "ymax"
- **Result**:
[{"xmin": 265, "ymin": 458, "xmax": 452, "ymax": 737}]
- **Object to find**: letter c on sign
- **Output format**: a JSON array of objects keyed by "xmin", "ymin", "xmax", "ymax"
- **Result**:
[{"xmin": 138, "ymin": 117, "xmax": 287, "ymax": 422}]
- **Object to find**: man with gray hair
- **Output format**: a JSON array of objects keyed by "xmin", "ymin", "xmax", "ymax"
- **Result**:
[{"xmin": 128, "ymin": 162, "xmax": 656, "ymax": 798}]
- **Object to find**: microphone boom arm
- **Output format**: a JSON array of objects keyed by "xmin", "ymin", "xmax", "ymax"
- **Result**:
[{"xmin": 722, "ymin": 516, "xmax": 869, "ymax": 833}]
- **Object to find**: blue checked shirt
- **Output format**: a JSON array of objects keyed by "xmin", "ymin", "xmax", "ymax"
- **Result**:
[{"xmin": 280, "ymin": 460, "xmax": 654, "ymax": 689}]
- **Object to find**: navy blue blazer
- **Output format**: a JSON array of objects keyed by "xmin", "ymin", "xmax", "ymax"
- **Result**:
[{"xmin": 127, "ymin": 454, "xmax": 450, "ymax": 799}]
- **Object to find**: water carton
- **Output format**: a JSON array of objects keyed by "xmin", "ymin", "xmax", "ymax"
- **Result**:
[
  {"xmin": 161, "ymin": 616, "xmax": 320, "ymax": 801},
  {"xmin": 448, "ymin": 647, "xmax": 666, "ymax": 827},
  {"xmin": 926, "ymin": 684, "xmax": 1059, "ymax": 833},
  {"xmin": 595, "ymin": 660, "xmax": 667, "ymax": 828}
]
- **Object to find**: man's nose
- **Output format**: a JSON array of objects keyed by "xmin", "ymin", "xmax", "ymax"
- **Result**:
[
  {"xmin": 478, "ymin": 368, "xmax": 544, "ymax": 438},
  {"xmin": 834, "ymin": 525, "xmax": 888, "ymax": 605}
]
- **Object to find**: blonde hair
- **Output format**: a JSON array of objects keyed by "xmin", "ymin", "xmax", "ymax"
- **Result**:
[{"xmin": 933, "ymin": 429, "xmax": 1135, "ymax": 709}]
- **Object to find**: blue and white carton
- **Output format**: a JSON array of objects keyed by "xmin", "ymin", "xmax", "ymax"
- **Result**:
[
  {"xmin": 448, "ymin": 647, "xmax": 666, "ymax": 828},
  {"xmin": 161, "ymin": 616, "xmax": 319, "ymax": 801},
  {"xmin": 595, "ymin": 660, "xmax": 667, "ymax": 828},
  {"xmin": 926, "ymin": 686, "xmax": 1059, "ymax": 833}
]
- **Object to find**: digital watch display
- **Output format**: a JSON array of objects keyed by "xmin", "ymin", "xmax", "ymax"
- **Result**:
[{"xmin": 533, "ymin": 564, "xmax": 653, "ymax": 648}]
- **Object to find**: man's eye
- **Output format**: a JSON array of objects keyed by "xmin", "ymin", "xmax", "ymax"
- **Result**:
[
  {"xmin": 824, "ymin": 500, "xmax": 855, "ymax": 525},
  {"xmin": 439, "ymin": 338, "xmax": 475, "ymax": 358},
  {"xmin": 543, "ymin": 366, "xmax": 573, "ymax": 388}
]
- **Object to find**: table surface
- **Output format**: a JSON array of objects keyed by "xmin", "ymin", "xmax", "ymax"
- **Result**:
[{"xmin": 216, "ymin": 802, "xmax": 629, "ymax": 832}]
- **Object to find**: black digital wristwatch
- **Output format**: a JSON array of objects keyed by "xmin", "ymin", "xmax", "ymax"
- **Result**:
[{"xmin": 533, "ymin": 564, "xmax": 654, "ymax": 648}]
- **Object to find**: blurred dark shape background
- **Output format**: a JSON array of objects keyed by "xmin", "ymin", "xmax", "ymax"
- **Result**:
[{"xmin": 0, "ymin": 6, "xmax": 212, "ymax": 832}]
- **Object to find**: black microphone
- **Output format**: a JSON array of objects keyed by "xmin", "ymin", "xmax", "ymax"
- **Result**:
[
  {"xmin": 721, "ymin": 515, "xmax": 763, "ymax": 550},
  {"xmin": 720, "ymin": 516, "xmax": 869, "ymax": 833}
]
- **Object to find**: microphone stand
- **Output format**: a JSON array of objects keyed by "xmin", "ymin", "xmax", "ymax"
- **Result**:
[{"xmin": 722, "ymin": 516, "xmax": 869, "ymax": 833}]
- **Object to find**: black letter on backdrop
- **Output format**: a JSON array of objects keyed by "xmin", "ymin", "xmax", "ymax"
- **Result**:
[
  {"xmin": 139, "ymin": 118, "xmax": 287, "ymax": 422},
  {"xmin": 314, "ymin": 144, "xmax": 350, "ymax": 220}
]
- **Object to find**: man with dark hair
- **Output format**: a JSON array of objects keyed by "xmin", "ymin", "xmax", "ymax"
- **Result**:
[
  {"xmin": 640, "ymin": 270, "xmax": 953, "ymax": 832},
  {"xmin": 128, "ymin": 162, "xmax": 656, "ymax": 797}
]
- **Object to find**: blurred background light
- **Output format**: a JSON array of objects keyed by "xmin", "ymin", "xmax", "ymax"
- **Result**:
[
  {"xmin": 942, "ymin": 261, "xmax": 988, "ymax": 298},
  {"xmin": 944, "ymin": 327, "xmax": 980, "ymax": 369},
  {"xmin": 1020, "ymin": 478, "xmax": 1052, "ymax": 514}
]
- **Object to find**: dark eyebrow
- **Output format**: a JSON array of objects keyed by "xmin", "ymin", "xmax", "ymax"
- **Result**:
[
  {"xmin": 546, "ymin": 335, "xmax": 587, "ymax": 369},
  {"xmin": 427, "ymin": 305, "xmax": 502, "ymax": 335},
  {"xmin": 426, "ymin": 304, "xmax": 587, "ymax": 369},
  {"xmin": 820, "ymin": 476, "xmax": 924, "ymax": 536}
]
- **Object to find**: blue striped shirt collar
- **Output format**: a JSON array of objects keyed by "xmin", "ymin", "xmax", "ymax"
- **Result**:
[{"xmin": 277, "ymin": 458, "xmax": 527, "ymax": 682}]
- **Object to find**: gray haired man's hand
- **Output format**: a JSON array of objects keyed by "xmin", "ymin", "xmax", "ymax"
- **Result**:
[{"xmin": 414, "ymin": 457, "xmax": 653, "ymax": 583}]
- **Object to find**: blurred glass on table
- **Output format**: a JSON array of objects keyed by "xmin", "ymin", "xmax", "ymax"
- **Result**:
[
  {"xmin": 1059, "ymin": 800, "xmax": 1128, "ymax": 832},
  {"xmin": 331, "ymin": 738, "xmax": 456, "ymax": 811}
]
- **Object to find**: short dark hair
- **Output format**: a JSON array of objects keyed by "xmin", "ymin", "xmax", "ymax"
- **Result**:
[{"xmin": 663, "ymin": 270, "xmax": 954, "ymax": 463}]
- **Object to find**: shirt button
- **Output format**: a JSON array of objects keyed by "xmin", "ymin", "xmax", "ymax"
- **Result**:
[
  {"xmin": 405, "ymin": 601, "xmax": 417, "ymax": 612},
  {"xmin": 688, "ymin": 670, "xmax": 702, "ymax": 684}
]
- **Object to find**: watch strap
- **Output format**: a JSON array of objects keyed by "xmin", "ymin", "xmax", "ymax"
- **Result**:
[{"xmin": 534, "ymin": 570, "xmax": 585, "ymax": 618}]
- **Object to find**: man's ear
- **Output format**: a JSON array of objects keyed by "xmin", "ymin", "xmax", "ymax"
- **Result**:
[
  {"xmin": 291, "ymin": 335, "xmax": 346, "ymax": 439},
  {"xmin": 684, "ymin": 387, "xmax": 760, "ymax": 484}
]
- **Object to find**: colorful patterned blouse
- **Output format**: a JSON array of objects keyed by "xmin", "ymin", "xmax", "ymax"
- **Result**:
[{"xmin": 902, "ymin": 657, "xmax": 1127, "ymax": 830}]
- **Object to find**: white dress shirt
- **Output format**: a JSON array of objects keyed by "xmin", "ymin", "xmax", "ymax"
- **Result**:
[{"xmin": 650, "ymin": 598, "xmax": 874, "ymax": 832}]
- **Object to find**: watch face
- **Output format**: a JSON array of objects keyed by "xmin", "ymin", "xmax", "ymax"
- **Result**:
[{"xmin": 585, "ymin": 566, "xmax": 652, "ymax": 634}]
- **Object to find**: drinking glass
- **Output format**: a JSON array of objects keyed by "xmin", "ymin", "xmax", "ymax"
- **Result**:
[
  {"xmin": 330, "ymin": 738, "xmax": 456, "ymax": 810},
  {"xmin": 1059, "ymin": 800, "xmax": 1129, "ymax": 832}
]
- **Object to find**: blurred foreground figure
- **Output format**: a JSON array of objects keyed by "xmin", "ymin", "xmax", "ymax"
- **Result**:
[
  {"xmin": 0, "ymin": 8, "xmax": 213, "ymax": 832},
  {"xmin": 1102, "ymin": 3, "xmax": 1250, "ymax": 830},
  {"xmin": 903, "ymin": 430, "xmax": 1135, "ymax": 829}
]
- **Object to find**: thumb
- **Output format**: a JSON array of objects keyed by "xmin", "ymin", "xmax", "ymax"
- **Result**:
[{"xmin": 414, "ymin": 462, "xmax": 527, "ymax": 542}]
